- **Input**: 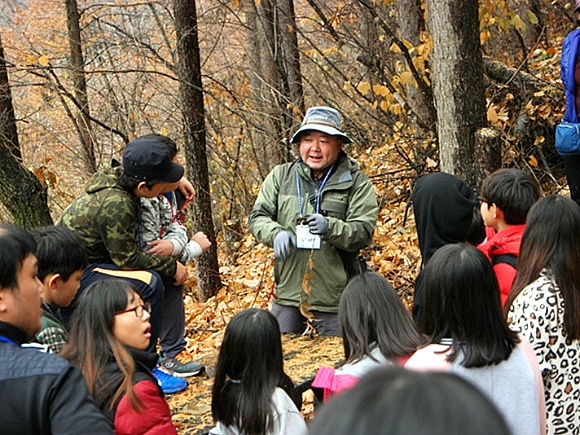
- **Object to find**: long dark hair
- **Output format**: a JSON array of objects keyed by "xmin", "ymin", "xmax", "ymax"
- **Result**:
[
  {"xmin": 506, "ymin": 195, "xmax": 580, "ymax": 338},
  {"xmin": 211, "ymin": 308, "xmax": 294, "ymax": 434},
  {"xmin": 340, "ymin": 272, "xmax": 421, "ymax": 364},
  {"xmin": 61, "ymin": 279, "xmax": 143, "ymax": 412},
  {"xmin": 419, "ymin": 243, "xmax": 519, "ymax": 367}
]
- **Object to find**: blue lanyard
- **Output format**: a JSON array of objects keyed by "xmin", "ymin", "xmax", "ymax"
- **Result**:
[
  {"xmin": 295, "ymin": 161, "xmax": 335, "ymax": 217},
  {"xmin": 0, "ymin": 336, "xmax": 17, "ymax": 345}
]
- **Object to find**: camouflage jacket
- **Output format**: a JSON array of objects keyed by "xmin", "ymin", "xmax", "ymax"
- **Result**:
[{"xmin": 58, "ymin": 166, "xmax": 176, "ymax": 278}]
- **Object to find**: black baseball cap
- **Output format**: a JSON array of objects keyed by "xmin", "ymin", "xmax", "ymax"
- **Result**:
[{"xmin": 122, "ymin": 137, "xmax": 184, "ymax": 183}]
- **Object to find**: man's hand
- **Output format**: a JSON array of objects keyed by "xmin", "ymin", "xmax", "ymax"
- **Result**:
[
  {"xmin": 273, "ymin": 231, "xmax": 295, "ymax": 260},
  {"xmin": 305, "ymin": 214, "xmax": 329, "ymax": 235},
  {"xmin": 178, "ymin": 177, "xmax": 196, "ymax": 198},
  {"xmin": 192, "ymin": 231, "xmax": 212, "ymax": 252},
  {"xmin": 174, "ymin": 261, "xmax": 188, "ymax": 285},
  {"xmin": 146, "ymin": 239, "xmax": 174, "ymax": 256}
]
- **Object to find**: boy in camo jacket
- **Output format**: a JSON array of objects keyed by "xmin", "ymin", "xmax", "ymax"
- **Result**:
[
  {"xmin": 59, "ymin": 136, "xmax": 187, "ymax": 360},
  {"xmin": 136, "ymin": 134, "xmax": 210, "ymax": 378}
]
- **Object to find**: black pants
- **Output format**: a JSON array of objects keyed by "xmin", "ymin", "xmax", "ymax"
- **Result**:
[{"xmin": 563, "ymin": 155, "xmax": 580, "ymax": 207}]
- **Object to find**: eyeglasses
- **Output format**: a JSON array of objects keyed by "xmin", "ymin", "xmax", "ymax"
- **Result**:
[
  {"xmin": 478, "ymin": 196, "xmax": 490, "ymax": 204},
  {"xmin": 115, "ymin": 302, "xmax": 152, "ymax": 318}
]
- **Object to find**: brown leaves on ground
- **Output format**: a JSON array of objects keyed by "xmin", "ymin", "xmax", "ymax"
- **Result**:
[
  {"xmin": 169, "ymin": 145, "xmax": 422, "ymax": 433},
  {"xmin": 170, "ymin": 189, "xmax": 421, "ymax": 433}
]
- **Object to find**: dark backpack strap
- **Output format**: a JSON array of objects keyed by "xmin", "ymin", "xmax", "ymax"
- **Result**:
[{"xmin": 492, "ymin": 253, "xmax": 518, "ymax": 269}]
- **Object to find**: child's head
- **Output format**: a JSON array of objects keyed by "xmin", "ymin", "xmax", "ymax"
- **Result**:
[
  {"xmin": 412, "ymin": 172, "xmax": 482, "ymax": 264},
  {"xmin": 308, "ymin": 366, "xmax": 510, "ymax": 435},
  {"xmin": 69, "ymin": 279, "xmax": 151, "ymax": 351},
  {"xmin": 212, "ymin": 308, "xmax": 287, "ymax": 434},
  {"xmin": 339, "ymin": 272, "xmax": 421, "ymax": 363},
  {"xmin": 420, "ymin": 243, "xmax": 517, "ymax": 367},
  {"xmin": 120, "ymin": 135, "xmax": 183, "ymax": 198},
  {"xmin": 0, "ymin": 224, "xmax": 42, "ymax": 338},
  {"xmin": 63, "ymin": 279, "xmax": 149, "ymax": 412},
  {"xmin": 139, "ymin": 133, "xmax": 178, "ymax": 159},
  {"xmin": 479, "ymin": 168, "xmax": 540, "ymax": 226},
  {"xmin": 31, "ymin": 225, "xmax": 87, "ymax": 307},
  {"xmin": 215, "ymin": 308, "xmax": 283, "ymax": 384},
  {"xmin": 509, "ymin": 195, "xmax": 580, "ymax": 338},
  {"xmin": 0, "ymin": 223, "xmax": 36, "ymax": 290}
]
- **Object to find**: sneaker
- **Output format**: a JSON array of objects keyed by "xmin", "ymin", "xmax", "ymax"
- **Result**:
[
  {"xmin": 158, "ymin": 350, "xmax": 205, "ymax": 378},
  {"xmin": 152, "ymin": 366, "xmax": 187, "ymax": 394}
]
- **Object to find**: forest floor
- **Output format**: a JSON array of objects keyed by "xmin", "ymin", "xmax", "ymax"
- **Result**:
[{"xmin": 165, "ymin": 199, "xmax": 422, "ymax": 434}]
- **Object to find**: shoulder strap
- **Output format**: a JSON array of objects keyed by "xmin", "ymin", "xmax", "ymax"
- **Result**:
[{"xmin": 492, "ymin": 253, "xmax": 518, "ymax": 269}]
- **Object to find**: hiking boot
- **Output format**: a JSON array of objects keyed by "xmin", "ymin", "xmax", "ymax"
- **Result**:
[
  {"xmin": 158, "ymin": 350, "xmax": 205, "ymax": 378},
  {"xmin": 152, "ymin": 366, "xmax": 187, "ymax": 394}
]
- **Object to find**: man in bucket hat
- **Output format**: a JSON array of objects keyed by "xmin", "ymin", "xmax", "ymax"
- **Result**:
[{"xmin": 250, "ymin": 106, "xmax": 378, "ymax": 335}]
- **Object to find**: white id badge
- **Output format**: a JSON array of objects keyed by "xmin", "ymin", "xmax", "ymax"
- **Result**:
[{"xmin": 296, "ymin": 225, "xmax": 321, "ymax": 249}]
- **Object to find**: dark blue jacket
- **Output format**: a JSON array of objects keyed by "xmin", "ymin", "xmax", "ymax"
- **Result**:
[
  {"xmin": 562, "ymin": 28, "xmax": 580, "ymax": 122},
  {"xmin": 0, "ymin": 321, "xmax": 112, "ymax": 434}
]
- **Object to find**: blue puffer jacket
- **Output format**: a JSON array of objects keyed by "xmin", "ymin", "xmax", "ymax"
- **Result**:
[{"xmin": 561, "ymin": 28, "xmax": 580, "ymax": 122}]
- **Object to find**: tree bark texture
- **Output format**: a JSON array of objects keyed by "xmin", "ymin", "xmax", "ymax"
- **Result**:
[
  {"xmin": 397, "ymin": 0, "xmax": 436, "ymax": 132},
  {"xmin": 426, "ymin": 0, "xmax": 488, "ymax": 187},
  {"xmin": 244, "ymin": 0, "xmax": 303, "ymax": 172},
  {"xmin": 65, "ymin": 0, "xmax": 96, "ymax": 173},
  {"xmin": 173, "ymin": 0, "xmax": 221, "ymax": 300},
  {"xmin": 0, "ymin": 33, "xmax": 53, "ymax": 229}
]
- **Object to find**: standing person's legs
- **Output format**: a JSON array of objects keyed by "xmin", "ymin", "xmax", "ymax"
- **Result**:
[
  {"xmin": 157, "ymin": 279, "xmax": 204, "ymax": 377},
  {"xmin": 158, "ymin": 282, "xmax": 186, "ymax": 358},
  {"xmin": 562, "ymin": 155, "xmax": 580, "ymax": 206},
  {"xmin": 270, "ymin": 303, "xmax": 340, "ymax": 336},
  {"xmin": 271, "ymin": 302, "xmax": 306, "ymax": 334}
]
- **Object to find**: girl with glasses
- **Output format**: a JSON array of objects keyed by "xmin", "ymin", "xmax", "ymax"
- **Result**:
[{"xmin": 61, "ymin": 279, "xmax": 177, "ymax": 434}]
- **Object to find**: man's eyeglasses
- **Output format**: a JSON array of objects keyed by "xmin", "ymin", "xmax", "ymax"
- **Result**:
[
  {"xmin": 115, "ymin": 302, "xmax": 152, "ymax": 318},
  {"xmin": 478, "ymin": 196, "xmax": 490, "ymax": 204}
]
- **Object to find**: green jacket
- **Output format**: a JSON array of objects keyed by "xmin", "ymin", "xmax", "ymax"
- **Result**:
[
  {"xmin": 249, "ymin": 152, "xmax": 378, "ymax": 312},
  {"xmin": 58, "ymin": 166, "xmax": 176, "ymax": 278}
]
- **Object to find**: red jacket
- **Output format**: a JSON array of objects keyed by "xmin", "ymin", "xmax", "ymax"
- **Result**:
[
  {"xmin": 114, "ymin": 380, "xmax": 176, "ymax": 435},
  {"xmin": 478, "ymin": 225, "xmax": 525, "ymax": 306}
]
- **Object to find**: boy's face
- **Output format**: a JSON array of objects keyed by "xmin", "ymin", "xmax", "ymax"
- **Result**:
[
  {"xmin": 135, "ymin": 180, "xmax": 180, "ymax": 198},
  {"xmin": 52, "ymin": 269, "xmax": 83, "ymax": 307},
  {"xmin": 0, "ymin": 254, "xmax": 43, "ymax": 338},
  {"xmin": 480, "ymin": 199, "xmax": 496, "ymax": 228}
]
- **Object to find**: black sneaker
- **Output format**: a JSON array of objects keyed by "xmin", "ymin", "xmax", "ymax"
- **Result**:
[{"xmin": 158, "ymin": 350, "xmax": 205, "ymax": 378}]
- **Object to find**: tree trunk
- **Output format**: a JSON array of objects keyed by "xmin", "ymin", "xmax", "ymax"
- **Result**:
[
  {"xmin": 0, "ymin": 33, "xmax": 53, "ymax": 229},
  {"xmin": 65, "ymin": 0, "xmax": 96, "ymax": 173},
  {"xmin": 173, "ymin": 0, "xmax": 221, "ymax": 301},
  {"xmin": 397, "ymin": 0, "xmax": 436, "ymax": 132},
  {"xmin": 244, "ymin": 0, "xmax": 303, "ymax": 172},
  {"xmin": 426, "ymin": 0, "xmax": 488, "ymax": 187},
  {"xmin": 278, "ymin": 0, "xmax": 304, "ymax": 130}
]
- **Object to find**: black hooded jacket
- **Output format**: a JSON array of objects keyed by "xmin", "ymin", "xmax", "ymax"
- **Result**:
[{"xmin": 411, "ymin": 173, "xmax": 481, "ymax": 323}]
